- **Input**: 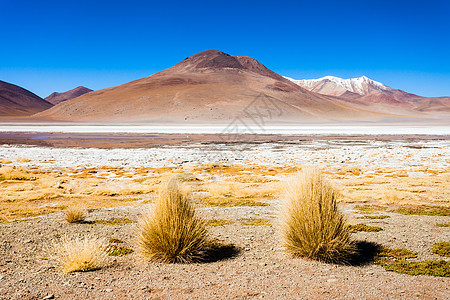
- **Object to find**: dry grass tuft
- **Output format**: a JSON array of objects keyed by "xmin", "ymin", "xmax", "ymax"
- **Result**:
[
  {"xmin": 64, "ymin": 207, "xmax": 86, "ymax": 223},
  {"xmin": 136, "ymin": 177, "xmax": 207, "ymax": 263},
  {"xmin": 0, "ymin": 167, "xmax": 35, "ymax": 181},
  {"xmin": 16, "ymin": 158, "xmax": 31, "ymax": 163},
  {"xmin": 381, "ymin": 191, "xmax": 401, "ymax": 204},
  {"xmin": 281, "ymin": 167, "xmax": 355, "ymax": 263},
  {"xmin": 53, "ymin": 236, "xmax": 108, "ymax": 273}
]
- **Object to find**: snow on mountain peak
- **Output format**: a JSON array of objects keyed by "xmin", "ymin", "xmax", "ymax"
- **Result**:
[{"xmin": 285, "ymin": 75, "xmax": 391, "ymax": 96}]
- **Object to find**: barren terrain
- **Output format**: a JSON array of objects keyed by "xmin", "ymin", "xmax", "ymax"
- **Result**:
[{"xmin": 0, "ymin": 137, "xmax": 449, "ymax": 299}]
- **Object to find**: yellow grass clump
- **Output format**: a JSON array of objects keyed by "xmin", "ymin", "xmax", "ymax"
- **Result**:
[
  {"xmin": 136, "ymin": 177, "xmax": 207, "ymax": 263},
  {"xmin": 16, "ymin": 158, "xmax": 31, "ymax": 163},
  {"xmin": 53, "ymin": 236, "xmax": 108, "ymax": 273},
  {"xmin": 281, "ymin": 167, "xmax": 355, "ymax": 263},
  {"xmin": 64, "ymin": 207, "xmax": 86, "ymax": 223},
  {"xmin": 0, "ymin": 167, "xmax": 35, "ymax": 181}
]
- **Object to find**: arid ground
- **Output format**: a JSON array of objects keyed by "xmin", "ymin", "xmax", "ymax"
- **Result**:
[{"xmin": 0, "ymin": 134, "xmax": 449, "ymax": 299}]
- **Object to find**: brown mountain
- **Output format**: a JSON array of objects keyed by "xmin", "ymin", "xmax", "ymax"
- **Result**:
[
  {"xmin": 0, "ymin": 80, "xmax": 53, "ymax": 116},
  {"xmin": 45, "ymin": 86, "xmax": 93, "ymax": 105},
  {"xmin": 35, "ymin": 50, "xmax": 449, "ymax": 123}
]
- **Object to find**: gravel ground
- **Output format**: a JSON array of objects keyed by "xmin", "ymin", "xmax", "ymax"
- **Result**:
[
  {"xmin": 1, "ymin": 137, "xmax": 449, "ymax": 299},
  {"xmin": 1, "ymin": 203, "xmax": 449, "ymax": 300}
]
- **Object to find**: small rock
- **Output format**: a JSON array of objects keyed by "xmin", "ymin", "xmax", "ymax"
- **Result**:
[
  {"xmin": 53, "ymin": 182, "xmax": 63, "ymax": 189},
  {"xmin": 42, "ymin": 294, "xmax": 55, "ymax": 300},
  {"xmin": 327, "ymin": 279, "xmax": 338, "ymax": 283},
  {"xmin": 105, "ymin": 289, "xmax": 113, "ymax": 292}
]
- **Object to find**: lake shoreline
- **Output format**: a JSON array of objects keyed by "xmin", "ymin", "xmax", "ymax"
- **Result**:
[{"xmin": 0, "ymin": 131, "xmax": 449, "ymax": 149}]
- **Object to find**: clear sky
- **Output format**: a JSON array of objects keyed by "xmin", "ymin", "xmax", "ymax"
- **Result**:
[{"xmin": 1, "ymin": 0, "xmax": 449, "ymax": 98}]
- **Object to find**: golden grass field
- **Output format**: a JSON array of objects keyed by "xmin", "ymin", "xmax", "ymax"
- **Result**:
[{"xmin": 1, "ymin": 160, "xmax": 449, "ymax": 223}]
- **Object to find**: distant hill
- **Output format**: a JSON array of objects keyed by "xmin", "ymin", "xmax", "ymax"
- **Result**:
[
  {"xmin": 0, "ymin": 80, "xmax": 53, "ymax": 116},
  {"xmin": 45, "ymin": 86, "xmax": 93, "ymax": 105}
]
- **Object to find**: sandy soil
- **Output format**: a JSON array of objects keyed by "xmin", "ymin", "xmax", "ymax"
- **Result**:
[
  {"xmin": 0, "ymin": 203, "xmax": 449, "ymax": 299},
  {"xmin": 0, "ymin": 136, "xmax": 449, "ymax": 299}
]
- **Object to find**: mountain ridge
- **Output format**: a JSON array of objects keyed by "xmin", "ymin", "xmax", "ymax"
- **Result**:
[
  {"xmin": 27, "ymin": 50, "xmax": 450, "ymax": 123},
  {"xmin": 286, "ymin": 75, "xmax": 450, "ymax": 113},
  {"xmin": 0, "ymin": 80, "xmax": 53, "ymax": 116},
  {"xmin": 35, "ymin": 50, "xmax": 381, "ymax": 122},
  {"xmin": 45, "ymin": 86, "xmax": 93, "ymax": 105}
]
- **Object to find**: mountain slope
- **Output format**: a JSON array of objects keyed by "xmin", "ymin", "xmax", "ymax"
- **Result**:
[
  {"xmin": 36, "ymin": 50, "xmax": 382, "ymax": 123},
  {"xmin": 286, "ymin": 76, "xmax": 450, "ymax": 113},
  {"xmin": 45, "ymin": 86, "xmax": 93, "ymax": 105},
  {"xmin": 0, "ymin": 80, "xmax": 53, "ymax": 116}
]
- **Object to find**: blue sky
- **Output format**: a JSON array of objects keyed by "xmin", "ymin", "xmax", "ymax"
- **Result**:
[{"xmin": 1, "ymin": 0, "xmax": 449, "ymax": 98}]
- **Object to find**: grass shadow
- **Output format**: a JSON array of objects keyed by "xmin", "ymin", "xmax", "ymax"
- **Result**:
[
  {"xmin": 347, "ymin": 241, "xmax": 382, "ymax": 266},
  {"xmin": 197, "ymin": 239, "xmax": 241, "ymax": 263}
]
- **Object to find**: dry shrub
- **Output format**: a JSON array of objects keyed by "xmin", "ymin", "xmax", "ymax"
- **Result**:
[
  {"xmin": 16, "ymin": 158, "xmax": 31, "ymax": 163},
  {"xmin": 0, "ymin": 167, "xmax": 35, "ymax": 181},
  {"xmin": 53, "ymin": 236, "xmax": 108, "ymax": 273},
  {"xmin": 204, "ymin": 181, "xmax": 279, "ymax": 201},
  {"xmin": 64, "ymin": 207, "xmax": 86, "ymax": 223},
  {"xmin": 281, "ymin": 167, "xmax": 355, "ymax": 263},
  {"xmin": 136, "ymin": 177, "xmax": 207, "ymax": 263},
  {"xmin": 228, "ymin": 174, "xmax": 274, "ymax": 183},
  {"xmin": 381, "ymin": 191, "xmax": 401, "ymax": 205},
  {"xmin": 205, "ymin": 182, "xmax": 235, "ymax": 197},
  {"xmin": 345, "ymin": 167, "xmax": 362, "ymax": 176}
]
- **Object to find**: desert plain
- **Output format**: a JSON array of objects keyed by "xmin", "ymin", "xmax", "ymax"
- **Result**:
[{"xmin": 0, "ymin": 129, "xmax": 449, "ymax": 299}]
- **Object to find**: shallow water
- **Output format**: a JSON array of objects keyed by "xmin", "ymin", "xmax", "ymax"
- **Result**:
[{"xmin": 0, "ymin": 124, "xmax": 449, "ymax": 135}]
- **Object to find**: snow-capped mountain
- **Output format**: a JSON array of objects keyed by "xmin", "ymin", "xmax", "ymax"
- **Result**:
[
  {"xmin": 285, "ymin": 75, "xmax": 392, "ymax": 97},
  {"xmin": 286, "ymin": 75, "xmax": 450, "ymax": 114}
]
